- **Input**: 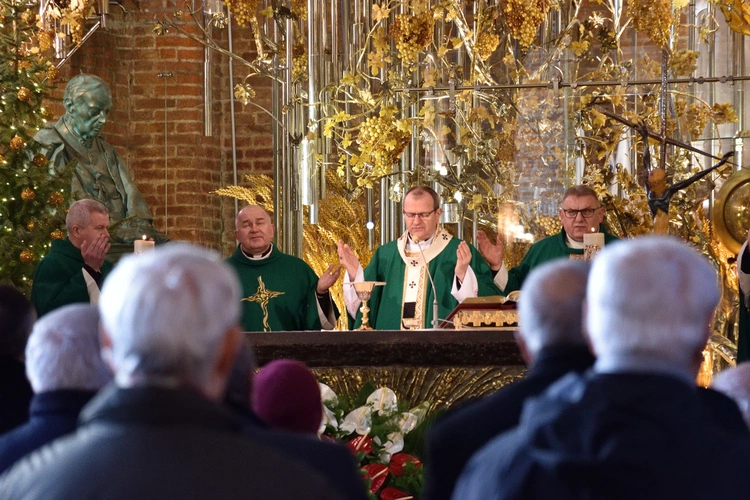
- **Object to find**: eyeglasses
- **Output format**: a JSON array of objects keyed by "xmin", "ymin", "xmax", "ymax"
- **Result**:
[
  {"xmin": 561, "ymin": 207, "xmax": 600, "ymax": 219},
  {"xmin": 403, "ymin": 209, "xmax": 437, "ymax": 219}
]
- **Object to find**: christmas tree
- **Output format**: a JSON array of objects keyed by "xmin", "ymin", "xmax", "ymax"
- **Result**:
[{"xmin": 0, "ymin": 0, "xmax": 71, "ymax": 293}]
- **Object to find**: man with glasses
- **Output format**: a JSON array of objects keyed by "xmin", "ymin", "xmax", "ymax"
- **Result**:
[
  {"xmin": 477, "ymin": 185, "xmax": 618, "ymax": 295},
  {"xmin": 337, "ymin": 185, "xmax": 500, "ymax": 330}
]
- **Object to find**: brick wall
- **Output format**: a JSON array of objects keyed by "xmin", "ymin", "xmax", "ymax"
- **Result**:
[{"xmin": 49, "ymin": 0, "xmax": 273, "ymax": 255}]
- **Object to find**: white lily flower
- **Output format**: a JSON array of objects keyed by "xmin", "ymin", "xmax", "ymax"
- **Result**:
[
  {"xmin": 397, "ymin": 411, "xmax": 418, "ymax": 434},
  {"xmin": 366, "ymin": 387, "xmax": 397, "ymax": 414},
  {"xmin": 378, "ymin": 431, "xmax": 405, "ymax": 463},
  {"xmin": 408, "ymin": 401, "xmax": 430, "ymax": 424},
  {"xmin": 319, "ymin": 382, "xmax": 338, "ymax": 405},
  {"xmin": 340, "ymin": 406, "xmax": 372, "ymax": 435},
  {"xmin": 318, "ymin": 404, "xmax": 338, "ymax": 435}
]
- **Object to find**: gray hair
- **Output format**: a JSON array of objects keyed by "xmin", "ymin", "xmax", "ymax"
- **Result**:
[
  {"xmin": 25, "ymin": 304, "xmax": 112, "ymax": 393},
  {"xmin": 518, "ymin": 259, "xmax": 591, "ymax": 358},
  {"xmin": 63, "ymin": 74, "xmax": 111, "ymax": 107},
  {"xmin": 586, "ymin": 236, "xmax": 719, "ymax": 368},
  {"xmin": 711, "ymin": 363, "xmax": 750, "ymax": 429},
  {"xmin": 66, "ymin": 199, "xmax": 109, "ymax": 233},
  {"xmin": 98, "ymin": 243, "xmax": 241, "ymax": 390}
]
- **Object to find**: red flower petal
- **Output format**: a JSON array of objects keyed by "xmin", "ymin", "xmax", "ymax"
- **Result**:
[
  {"xmin": 347, "ymin": 435, "xmax": 373, "ymax": 456},
  {"xmin": 380, "ymin": 487, "xmax": 414, "ymax": 500},
  {"xmin": 362, "ymin": 463, "xmax": 389, "ymax": 493},
  {"xmin": 389, "ymin": 453, "xmax": 422, "ymax": 477}
]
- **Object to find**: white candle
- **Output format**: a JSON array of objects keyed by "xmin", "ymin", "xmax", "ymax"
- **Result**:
[
  {"xmin": 134, "ymin": 237, "xmax": 155, "ymax": 255},
  {"xmin": 583, "ymin": 232, "xmax": 605, "ymax": 261}
]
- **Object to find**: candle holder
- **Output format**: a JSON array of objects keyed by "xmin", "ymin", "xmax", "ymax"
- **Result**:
[{"xmin": 346, "ymin": 281, "xmax": 386, "ymax": 330}]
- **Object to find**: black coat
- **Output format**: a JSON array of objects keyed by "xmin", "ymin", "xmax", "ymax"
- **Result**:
[
  {"xmin": 0, "ymin": 384, "xmax": 344, "ymax": 500},
  {"xmin": 454, "ymin": 371, "xmax": 750, "ymax": 500},
  {"xmin": 0, "ymin": 390, "xmax": 96, "ymax": 475},
  {"xmin": 423, "ymin": 345, "xmax": 595, "ymax": 500},
  {"xmin": 0, "ymin": 356, "xmax": 32, "ymax": 435}
]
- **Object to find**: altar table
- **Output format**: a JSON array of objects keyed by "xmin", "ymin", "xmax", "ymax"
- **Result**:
[{"xmin": 245, "ymin": 329, "xmax": 526, "ymax": 411}]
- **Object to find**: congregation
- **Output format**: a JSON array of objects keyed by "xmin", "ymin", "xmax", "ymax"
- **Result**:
[{"xmin": 1, "ymin": 189, "xmax": 750, "ymax": 499}]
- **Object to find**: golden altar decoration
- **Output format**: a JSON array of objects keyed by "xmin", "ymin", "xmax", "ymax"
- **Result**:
[{"xmin": 441, "ymin": 294, "xmax": 520, "ymax": 330}]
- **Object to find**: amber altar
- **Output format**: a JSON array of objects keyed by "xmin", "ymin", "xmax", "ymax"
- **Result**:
[{"xmin": 245, "ymin": 329, "xmax": 526, "ymax": 411}]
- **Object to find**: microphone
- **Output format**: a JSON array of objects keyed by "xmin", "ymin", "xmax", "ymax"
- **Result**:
[{"xmin": 413, "ymin": 236, "xmax": 440, "ymax": 329}]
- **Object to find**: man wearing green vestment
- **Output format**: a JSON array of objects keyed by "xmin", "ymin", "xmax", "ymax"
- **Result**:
[
  {"xmin": 337, "ymin": 186, "xmax": 501, "ymax": 330},
  {"xmin": 477, "ymin": 185, "xmax": 618, "ymax": 295},
  {"xmin": 226, "ymin": 206, "xmax": 340, "ymax": 332},
  {"xmin": 31, "ymin": 199, "xmax": 113, "ymax": 317}
]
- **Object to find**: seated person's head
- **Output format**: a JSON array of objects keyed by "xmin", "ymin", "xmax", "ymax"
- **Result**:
[
  {"xmin": 586, "ymin": 236, "xmax": 719, "ymax": 377},
  {"xmin": 0, "ymin": 284, "xmax": 35, "ymax": 360},
  {"xmin": 25, "ymin": 304, "xmax": 112, "ymax": 394},
  {"xmin": 66, "ymin": 199, "xmax": 110, "ymax": 249},
  {"xmin": 251, "ymin": 359, "xmax": 322, "ymax": 435},
  {"xmin": 711, "ymin": 362, "xmax": 750, "ymax": 429},
  {"xmin": 98, "ymin": 243, "xmax": 243, "ymax": 400},
  {"xmin": 517, "ymin": 259, "xmax": 591, "ymax": 365}
]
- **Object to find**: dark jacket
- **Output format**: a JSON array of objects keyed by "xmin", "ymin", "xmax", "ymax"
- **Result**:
[
  {"xmin": 454, "ymin": 371, "xmax": 750, "ymax": 500},
  {"xmin": 0, "ymin": 384, "xmax": 343, "ymax": 500},
  {"xmin": 0, "ymin": 390, "xmax": 95, "ymax": 475},
  {"xmin": 0, "ymin": 357, "xmax": 32, "ymax": 435},
  {"xmin": 423, "ymin": 345, "xmax": 595, "ymax": 500}
]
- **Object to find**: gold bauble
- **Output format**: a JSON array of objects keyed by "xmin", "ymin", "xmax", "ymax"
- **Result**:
[
  {"xmin": 26, "ymin": 220, "xmax": 36, "ymax": 231},
  {"xmin": 46, "ymin": 66, "xmax": 59, "ymax": 82},
  {"xmin": 50, "ymin": 229, "xmax": 65, "ymax": 240},
  {"xmin": 21, "ymin": 10, "xmax": 36, "ymax": 24},
  {"xmin": 19, "ymin": 249, "xmax": 34, "ymax": 264},
  {"xmin": 41, "ymin": 108, "xmax": 54, "ymax": 121},
  {"xmin": 48, "ymin": 191, "xmax": 64, "ymax": 206},
  {"xmin": 17, "ymin": 87, "xmax": 31, "ymax": 103},
  {"xmin": 9, "ymin": 135, "xmax": 24, "ymax": 150},
  {"xmin": 33, "ymin": 154, "xmax": 48, "ymax": 168},
  {"xmin": 21, "ymin": 188, "xmax": 35, "ymax": 201}
]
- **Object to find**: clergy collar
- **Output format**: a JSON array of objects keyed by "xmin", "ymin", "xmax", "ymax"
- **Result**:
[
  {"xmin": 565, "ymin": 232, "xmax": 585, "ymax": 250},
  {"xmin": 406, "ymin": 231, "xmax": 436, "ymax": 251},
  {"xmin": 240, "ymin": 243, "xmax": 273, "ymax": 260}
]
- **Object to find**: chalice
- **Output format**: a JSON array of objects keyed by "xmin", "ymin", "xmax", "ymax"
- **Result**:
[{"xmin": 346, "ymin": 281, "xmax": 386, "ymax": 330}]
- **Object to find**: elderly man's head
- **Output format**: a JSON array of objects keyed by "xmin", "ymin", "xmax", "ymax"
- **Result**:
[
  {"xmin": 235, "ymin": 205, "xmax": 275, "ymax": 255},
  {"xmin": 558, "ymin": 185, "xmax": 605, "ymax": 242},
  {"xmin": 98, "ymin": 243, "xmax": 242, "ymax": 399},
  {"xmin": 517, "ymin": 259, "xmax": 591, "ymax": 365},
  {"xmin": 66, "ymin": 199, "xmax": 110, "ymax": 249},
  {"xmin": 63, "ymin": 74, "xmax": 112, "ymax": 142},
  {"xmin": 586, "ymin": 236, "xmax": 719, "ymax": 376},
  {"xmin": 25, "ymin": 304, "xmax": 112, "ymax": 394}
]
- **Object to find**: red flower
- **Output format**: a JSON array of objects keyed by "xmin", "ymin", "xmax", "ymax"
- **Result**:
[
  {"xmin": 362, "ymin": 463, "xmax": 389, "ymax": 493},
  {"xmin": 380, "ymin": 487, "xmax": 414, "ymax": 500},
  {"xmin": 347, "ymin": 435, "xmax": 373, "ymax": 456},
  {"xmin": 389, "ymin": 453, "xmax": 422, "ymax": 477}
]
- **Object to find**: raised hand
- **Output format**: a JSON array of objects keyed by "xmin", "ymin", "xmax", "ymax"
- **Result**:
[
  {"xmin": 455, "ymin": 240, "xmax": 471, "ymax": 282},
  {"xmin": 337, "ymin": 239, "xmax": 361, "ymax": 279},
  {"xmin": 477, "ymin": 230, "xmax": 504, "ymax": 271},
  {"xmin": 317, "ymin": 263, "xmax": 342, "ymax": 294},
  {"xmin": 80, "ymin": 233, "xmax": 110, "ymax": 272}
]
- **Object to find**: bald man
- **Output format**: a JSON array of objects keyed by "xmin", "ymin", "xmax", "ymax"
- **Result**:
[{"xmin": 225, "ymin": 205, "xmax": 340, "ymax": 332}]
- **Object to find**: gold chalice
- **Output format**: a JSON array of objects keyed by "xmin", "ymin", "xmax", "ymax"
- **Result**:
[{"xmin": 346, "ymin": 281, "xmax": 386, "ymax": 330}]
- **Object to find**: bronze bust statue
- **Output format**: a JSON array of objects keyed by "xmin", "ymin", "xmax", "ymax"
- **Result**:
[{"xmin": 35, "ymin": 74, "xmax": 165, "ymax": 244}]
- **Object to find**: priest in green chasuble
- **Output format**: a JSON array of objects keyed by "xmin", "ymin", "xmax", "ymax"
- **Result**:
[
  {"xmin": 225, "ymin": 206, "xmax": 340, "ymax": 332},
  {"xmin": 337, "ymin": 186, "xmax": 501, "ymax": 330}
]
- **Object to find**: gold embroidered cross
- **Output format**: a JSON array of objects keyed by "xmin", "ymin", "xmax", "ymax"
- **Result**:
[{"xmin": 242, "ymin": 276, "xmax": 285, "ymax": 332}]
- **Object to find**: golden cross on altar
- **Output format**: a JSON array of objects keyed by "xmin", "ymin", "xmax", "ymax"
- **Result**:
[{"xmin": 242, "ymin": 276, "xmax": 285, "ymax": 332}]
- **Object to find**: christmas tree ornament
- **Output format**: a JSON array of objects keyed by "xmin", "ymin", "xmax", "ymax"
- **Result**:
[
  {"xmin": 19, "ymin": 249, "xmax": 33, "ymax": 263},
  {"xmin": 49, "ymin": 191, "xmax": 64, "ymax": 206},
  {"xmin": 33, "ymin": 154, "xmax": 48, "ymax": 168},
  {"xmin": 17, "ymin": 87, "xmax": 31, "ymax": 102},
  {"xmin": 50, "ymin": 229, "xmax": 64, "ymax": 240},
  {"xmin": 26, "ymin": 220, "xmax": 36, "ymax": 230},
  {"xmin": 9, "ymin": 135, "xmax": 24, "ymax": 150},
  {"xmin": 21, "ymin": 188, "xmax": 35, "ymax": 201},
  {"xmin": 46, "ymin": 66, "xmax": 59, "ymax": 81},
  {"xmin": 21, "ymin": 10, "xmax": 35, "ymax": 24}
]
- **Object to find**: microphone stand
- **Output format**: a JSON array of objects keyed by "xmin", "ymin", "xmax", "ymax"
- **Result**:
[{"xmin": 414, "ymin": 237, "xmax": 440, "ymax": 329}]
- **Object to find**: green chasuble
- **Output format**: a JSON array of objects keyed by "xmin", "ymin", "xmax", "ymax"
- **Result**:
[
  {"xmin": 30, "ymin": 238, "xmax": 114, "ymax": 318},
  {"xmin": 353, "ymin": 228, "xmax": 501, "ymax": 330},
  {"xmin": 226, "ymin": 245, "xmax": 338, "ymax": 332},
  {"xmin": 502, "ymin": 228, "xmax": 619, "ymax": 295}
]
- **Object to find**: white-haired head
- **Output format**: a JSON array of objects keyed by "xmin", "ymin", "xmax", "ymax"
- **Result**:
[
  {"xmin": 98, "ymin": 243, "xmax": 242, "ymax": 396},
  {"xmin": 518, "ymin": 259, "xmax": 591, "ymax": 363},
  {"xmin": 711, "ymin": 363, "xmax": 750, "ymax": 430},
  {"xmin": 25, "ymin": 304, "xmax": 112, "ymax": 393},
  {"xmin": 586, "ymin": 236, "xmax": 719, "ymax": 375}
]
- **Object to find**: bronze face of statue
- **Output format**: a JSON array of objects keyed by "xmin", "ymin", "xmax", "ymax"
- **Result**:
[{"xmin": 35, "ymin": 74, "xmax": 166, "ymax": 245}]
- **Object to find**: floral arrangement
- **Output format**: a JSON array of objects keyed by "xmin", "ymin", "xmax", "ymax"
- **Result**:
[{"xmin": 319, "ymin": 381, "xmax": 439, "ymax": 499}]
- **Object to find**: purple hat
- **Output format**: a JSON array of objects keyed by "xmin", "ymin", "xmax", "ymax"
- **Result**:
[{"xmin": 251, "ymin": 359, "xmax": 322, "ymax": 435}]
